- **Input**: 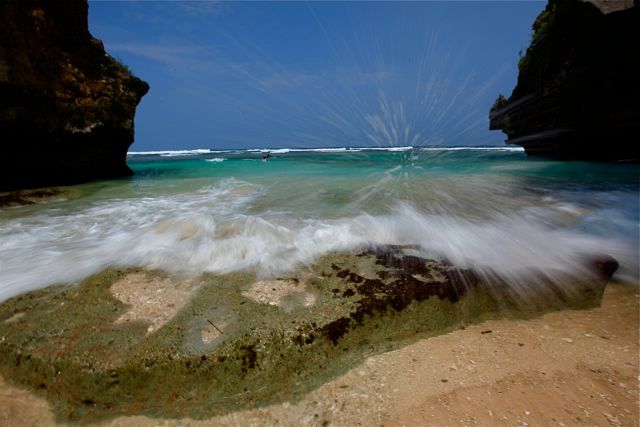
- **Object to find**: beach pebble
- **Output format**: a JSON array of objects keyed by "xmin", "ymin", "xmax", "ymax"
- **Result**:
[{"xmin": 603, "ymin": 412, "xmax": 622, "ymax": 426}]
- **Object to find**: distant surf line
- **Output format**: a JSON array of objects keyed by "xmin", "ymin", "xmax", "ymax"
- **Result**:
[{"xmin": 127, "ymin": 146, "xmax": 525, "ymax": 157}]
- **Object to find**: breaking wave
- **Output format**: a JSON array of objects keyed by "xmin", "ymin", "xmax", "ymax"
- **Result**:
[
  {"xmin": 128, "ymin": 149, "xmax": 226, "ymax": 156},
  {"xmin": 0, "ymin": 178, "xmax": 635, "ymax": 302},
  {"xmin": 127, "ymin": 145, "xmax": 524, "ymax": 157}
]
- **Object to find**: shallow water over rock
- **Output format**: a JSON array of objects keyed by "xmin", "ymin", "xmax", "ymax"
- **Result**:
[{"xmin": 0, "ymin": 247, "xmax": 615, "ymax": 423}]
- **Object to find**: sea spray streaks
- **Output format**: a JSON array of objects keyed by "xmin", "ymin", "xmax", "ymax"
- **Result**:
[
  {"xmin": 0, "ymin": 157, "xmax": 636, "ymax": 303},
  {"xmin": 114, "ymin": 2, "xmax": 513, "ymax": 150}
]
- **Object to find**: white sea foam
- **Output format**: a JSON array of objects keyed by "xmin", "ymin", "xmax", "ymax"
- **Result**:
[
  {"xmin": 246, "ymin": 148, "xmax": 291, "ymax": 154},
  {"xmin": 0, "ymin": 178, "xmax": 634, "ymax": 303},
  {"xmin": 243, "ymin": 146, "xmax": 522, "ymax": 154},
  {"xmin": 418, "ymin": 146, "xmax": 525, "ymax": 152},
  {"xmin": 364, "ymin": 146, "xmax": 415, "ymax": 152},
  {"xmin": 128, "ymin": 149, "xmax": 222, "ymax": 156},
  {"xmin": 127, "ymin": 146, "xmax": 524, "ymax": 157},
  {"xmin": 299, "ymin": 147, "xmax": 347, "ymax": 152},
  {"xmin": 253, "ymin": 147, "xmax": 353, "ymax": 154},
  {"xmin": 290, "ymin": 147, "xmax": 363, "ymax": 153},
  {"xmin": 205, "ymin": 158, "xmax": 226, "ymax": 163},
  {"xmin": 250, "ymin": 147, "xmax": 363, "ymax": 153}
]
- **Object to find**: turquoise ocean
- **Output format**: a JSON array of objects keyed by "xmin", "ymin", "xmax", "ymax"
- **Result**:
[{"xmin": 0, "ymin": 147, "xmax": 637, "ymax": 301}]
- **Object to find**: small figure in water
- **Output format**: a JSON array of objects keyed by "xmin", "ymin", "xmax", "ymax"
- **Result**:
[{"xmin": 261, "ymin": 152, "xmax": 271, "ymax": 162}]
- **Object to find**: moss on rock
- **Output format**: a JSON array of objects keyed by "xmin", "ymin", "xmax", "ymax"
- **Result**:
[{"xmin": 0, "ymin": 248, "xmax": 612, "ymax": 423}]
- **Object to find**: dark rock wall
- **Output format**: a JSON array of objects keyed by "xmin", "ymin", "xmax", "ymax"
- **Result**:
[
  {"xmin": 490, "ymin": 0, "xmax": 639, "ymax": 161},
  {"xmin": 0, "ymin": 0, "xmax": 149, "ymax": 191}
]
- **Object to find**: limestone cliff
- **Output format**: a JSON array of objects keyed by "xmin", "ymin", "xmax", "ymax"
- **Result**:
[
  {"xmin": 490, "ymin": 0, "xmax": 639, "ymax": 161},
  {"xmin": 0, "ymin": 0, "xmax": 149, "ymax": 191}
]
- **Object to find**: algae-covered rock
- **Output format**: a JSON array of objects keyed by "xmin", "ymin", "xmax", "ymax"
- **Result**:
[
  {"xmin": 0, "ymin": 247, "xmax": 614, "ymax": 423},
  {"xmin": 0, "ymin": 187, "xmax": 72, "ymax": 208}
]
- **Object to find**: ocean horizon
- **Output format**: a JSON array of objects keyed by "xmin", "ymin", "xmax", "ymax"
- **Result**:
[{"xmin": 127, "ymin": 145, "xmax": 526, "ymax": 156}]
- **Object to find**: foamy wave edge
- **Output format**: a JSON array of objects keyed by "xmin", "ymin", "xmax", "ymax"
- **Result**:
[
  {"xmin": 0, "ymin": 185, "xmax": 633, "ymax": 303},
  {"xmin": 127, "ymin": 149, "xmax": 231, "ymax": 157},
  {"xmin": 128, "ymin": 146, "xmax": 525, "ymax": 156}
]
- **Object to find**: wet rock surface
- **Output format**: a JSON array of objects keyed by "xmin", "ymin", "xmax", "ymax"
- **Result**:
[
  {"xmin": 0, "ymin": 187, "xmax": 71, "ymax": 208},
  {"xmin": 0, "ymin": 0, "xmax": 149, "ymax": 191},
  {"xmin": 0, "ymin": 247, "xmax": 615, "ymax": 423}
]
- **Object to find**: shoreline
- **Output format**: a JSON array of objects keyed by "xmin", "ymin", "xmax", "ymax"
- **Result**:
[
  {"xmin": 0, "ymin": 281, "xmax": 636, "ymax": 426},
  {"xmin": 0, "ymin": 246, "xmax": 635, "ymax": 425}
]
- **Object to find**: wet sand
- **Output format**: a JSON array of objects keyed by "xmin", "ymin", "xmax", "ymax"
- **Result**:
[{"xmin": 0, "ymin": 281, "xmax": 636, "ymax": 426}]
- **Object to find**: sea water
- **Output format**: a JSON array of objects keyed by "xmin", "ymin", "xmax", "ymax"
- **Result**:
[{"xmin": 0, "ymin": 147, "xmax": 637, "ymax": 301}]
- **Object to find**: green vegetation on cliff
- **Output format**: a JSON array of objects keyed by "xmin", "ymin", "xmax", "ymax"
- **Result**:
[{"xmin": 490, "ymin": 0, "xmax": 639, "ymax": 160}]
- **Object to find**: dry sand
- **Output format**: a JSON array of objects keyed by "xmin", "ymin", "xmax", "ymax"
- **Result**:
[{"xmin": 1, "ymin": 282, "xmax": 637, "ymax": 426}]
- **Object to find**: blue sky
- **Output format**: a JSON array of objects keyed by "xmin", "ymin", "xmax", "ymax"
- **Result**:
[{"xmin": 89, "ymin": 1, "xmax": 545, "ymax": 151}]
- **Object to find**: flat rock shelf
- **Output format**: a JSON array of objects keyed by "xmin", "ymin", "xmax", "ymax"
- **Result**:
[{"xmin": 0, "ymin": 246, "xmax": 616, "ymax": 423}]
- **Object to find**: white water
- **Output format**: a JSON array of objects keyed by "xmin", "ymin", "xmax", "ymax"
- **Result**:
[
  {"xmin": 126, "ymin": 146, "xmax": 525, "ymax": 157},
  {"xmin": 128, "ymin": 148, "xmax": 215, "ymax": 156},
  {"xmin": 0, "ymin": 178, "xmax": 635, "ymax": 302}
]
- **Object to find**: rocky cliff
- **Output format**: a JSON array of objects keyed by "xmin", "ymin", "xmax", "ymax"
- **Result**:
[
  {"xmin": 0, "ymin": 0, "xmax": 149, "ymax": 191},
  {"xmin": 490, "ymin": 0, "xmax": 639, "ymax": 161}
]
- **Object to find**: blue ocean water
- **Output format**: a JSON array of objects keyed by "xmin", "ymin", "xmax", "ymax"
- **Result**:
[{"xmin": 0, "ymin": 147, "xmax": 637, "ymax": 301}]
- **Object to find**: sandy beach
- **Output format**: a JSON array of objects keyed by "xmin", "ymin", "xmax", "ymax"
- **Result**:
[{"xmin": 1, "ymin": 280, "xmax": 636, "ymax": 427}]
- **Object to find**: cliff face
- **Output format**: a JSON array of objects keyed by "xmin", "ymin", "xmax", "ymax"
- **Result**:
[
  {"xmin": 0, "ymin": 0, "xmax": 149, "ymax": 191},
  {"xmin": 490, "ymin": 0, "xmax": 639, "ymax": 161}
]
